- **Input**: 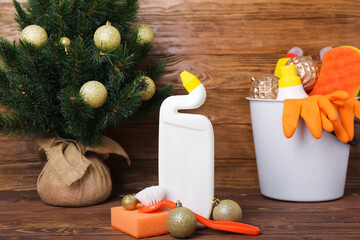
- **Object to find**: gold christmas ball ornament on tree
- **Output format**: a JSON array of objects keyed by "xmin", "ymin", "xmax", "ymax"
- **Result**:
[
  {"xmin": 134, "ymin": 24, "xmax": 154, "ymax": 45},
  {"xmin": 166, "ymin": 201, "xmax": 197, "ymax": 238},
  {"xmin": 140, "ymin": 76, "xmax": 156, "ymax": 101},
  {"xmin": 59, "ymin": 37, "xmax": 71, "ymax": 47},
  {"xmin": 212, "ymin": 199, "xmax": 242, "ymax": 222},
  {"xmin": 94, "ymin": 21, "xmax": 121, "ymax": 51},
  {"xmin": 80, "ymin": 81, "xmax": 108, "ymax": 108},
  {"xmin": 59, "ymin": 37, "xmax": 71, "ymax": 53},
  {"xmin": 20, "ymin": 25, "xmax": 48, "ymax": 48}
]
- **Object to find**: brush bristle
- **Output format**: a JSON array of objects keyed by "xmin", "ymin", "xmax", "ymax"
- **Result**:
[{"xmin": 135, "ymin": 185, "xmax": 165, "ymax": 206}]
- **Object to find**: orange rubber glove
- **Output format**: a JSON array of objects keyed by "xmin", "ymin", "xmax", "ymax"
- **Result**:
[
  {"xmin": 327, "ymin": 97, "xmax": 360, "ymax": 142},
  {"xmin": 319, "ymin": 91, "xmax": 350, "ymax": 143},
  {"xmin": 282, "ymin": 91, "xmax": 349, "ymax": 140}
]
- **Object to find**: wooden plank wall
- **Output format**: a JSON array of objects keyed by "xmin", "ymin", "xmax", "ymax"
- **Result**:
[{"xmin": 0, "ymin": 0, "xmax": 359, "ymax": 194}]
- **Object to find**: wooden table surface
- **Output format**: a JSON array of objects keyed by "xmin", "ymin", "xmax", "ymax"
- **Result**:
[
  {"xmin": 0, "ymin": 187, "xmax": 359, "ymax": 240},
  {"xmin": 1, "ymin": 0, "xmax": 360, "ymax": 239}
]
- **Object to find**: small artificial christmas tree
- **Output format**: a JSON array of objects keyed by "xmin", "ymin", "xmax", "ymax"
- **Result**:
[
  {"xmin": 0, "ymin": 0, "xmax": 173, "ymax": 206},
  {"xmin": 0, "ymin": 0, "xmax": 173, "ymax": 146}
]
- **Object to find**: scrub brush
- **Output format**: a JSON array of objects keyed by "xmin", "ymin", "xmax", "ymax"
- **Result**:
[
  {"xmin": 135, "ymin": 185, "xmax": 260, "ymax": 235},
  {"xmin": 135, "ymin": 185, "xmax": 167, "ymax": 207}
]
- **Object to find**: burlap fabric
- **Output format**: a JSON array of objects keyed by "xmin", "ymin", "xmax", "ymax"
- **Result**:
[{"xmin": 34, "ymin": 136, "xmax": 130, "ymax": 207}]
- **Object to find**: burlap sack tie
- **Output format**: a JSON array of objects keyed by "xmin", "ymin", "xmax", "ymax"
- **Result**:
[
  {"xmin": 36, "ymin": 136, "xmax": 130, "ymax": 186},
  {"xmin": 35, "ymin": 136, "xmax": 130, "ymax": 206}
]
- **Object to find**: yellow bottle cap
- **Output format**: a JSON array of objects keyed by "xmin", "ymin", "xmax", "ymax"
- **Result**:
[
  {"xmin": 274, "ymin": 57, "xmax": 290, "ymax": 78},
  {"xmin": 278, "ymin": 65, "xmax": 302, "ymax": 88},
  {"xmin": 180, "ymin": 71, "xmax": 201, "ymax": 93}
]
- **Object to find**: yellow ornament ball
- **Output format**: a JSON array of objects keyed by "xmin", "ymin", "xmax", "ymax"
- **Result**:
[
  {"xmin": 80, "ymin": 81, "xmax": 108, "ymax": 108},
  {"xmin": 59, "ymin": 37, "xmax": 71, "ymax": 53},
  {"xmin": 59, "ymin": 37, "xmax": 71, "ymax": 47},
  {"xmin": 140, "ymin": 76, "xmax": 156, "ymax": 101},
  {"xmin": 94, "ymin": 22, "xmax": 121, "ymax": 51},
  {"xmin": 134, "ymin": 24, "xmax": 154, "ymax": 45},
  {"xmin": 20, "ymin": 25, "xmax": 48, "ymax": 48}
]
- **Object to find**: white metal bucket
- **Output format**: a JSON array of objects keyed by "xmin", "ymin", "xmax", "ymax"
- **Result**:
[{"xmin": 247, "ymin": 97, "xmax": 351, "ymax": 202}]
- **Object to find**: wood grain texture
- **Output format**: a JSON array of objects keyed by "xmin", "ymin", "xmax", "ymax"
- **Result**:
[
  {"xmin": 0, "ymin": 190, "xmax": 359, "ymax": 239},
  {"xmin": 1, "ymin": 1, "xmax": 360, "ymax": 239},
  {"xmin": 0, "ymin": 0, "xmax": 359, "ymax": 196},
  {"xmin": 107, "ymin": 124, "xmax": 360, "ymax": 160}
]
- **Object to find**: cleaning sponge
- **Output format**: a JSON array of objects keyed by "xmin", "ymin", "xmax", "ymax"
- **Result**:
[
  {"xmin": 111, "ymin": 204, "xmax": 169, "ymax": 238},
  {"xmin": 310, "ymin": 46, "xmax": 360, "ymax": 97}
]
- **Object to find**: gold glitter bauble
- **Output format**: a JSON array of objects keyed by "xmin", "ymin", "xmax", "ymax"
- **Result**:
[
  {"xmin": 166, "ymin": 202, "xmax": 197, "ymax": 238},
  {"xmin": 134, "ymin": 24, "xmax": 154, "ymax": 44},
  {"xmin": 213, "ymin": 199, "xmax": 242, "ymax": 222},
  {"xmin": 20, "ymin": 25, "xmax": 48, "ymax": 48},
  {"xmin": 286, "ymin": 56, "xmax": 319, "ymax": 92},
  {"xmin": 80, "ymin": 81, "xmax": 108, "ymax": 108},
  {"xmin": 121, "ymin": 195, "xmax": 137, "ymax": 210},
  {"xmin": 59, "ymin": 37, "xmax": 71, "ymax": 53},
  {"xmin": 94, "ymin": 22, "xmax": 121, "ymax": 51},
  {"xmin": 140, "ymin": 76, "xmax": 156, "ymax": 101},
  {"xmin": 249, "ymin": 75, "xmax": 279, "ymax": 99},
  {"xmin": 59, "ymin": 37, "xmax": 71, "ymax": 47}
]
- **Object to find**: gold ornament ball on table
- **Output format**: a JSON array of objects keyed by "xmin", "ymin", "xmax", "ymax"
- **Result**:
[
  {"xmin": 212, "ymin": 199, "xmax": 242, "ymax": 222},
  {"xmin": 94, "ymin": 21, "xmax": 121, "ymax": 51},
  {"xmin": 134, "ymin": 24, "xmax": 154, "ymax": 44},
  {"xmin": 20, "ymin": 25, "xmax": 48, "ymax": 48},
  {"xmin": 166, "ymin": 201, "xmax": 197, "ymax": 238},
  {"xmin": 121, "ymin": 194, "xmax": 137, "ymax": 210},
  {"xmin": 249, "ymin": 75, "xmax": 279, "ymax": 99},
  {"xmin": 286, "ymin": 56, "xmax": 319, "ymax": 92},
  {"xmin": 140, "ymin": 76, "xmax": 156, "ymax": 101},
  {"xmin": 80, "ymin": 81, "xmax": 108, "ymax": 108}
]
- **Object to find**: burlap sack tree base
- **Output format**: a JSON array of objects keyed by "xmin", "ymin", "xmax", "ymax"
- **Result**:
[{"xmin": 34, "ymin": 136, "xmax": 130, "ymax": 207}]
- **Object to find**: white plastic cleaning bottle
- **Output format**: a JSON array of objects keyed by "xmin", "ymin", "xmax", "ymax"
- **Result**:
[
  {"xmin": 276, "ymin": 65, "xmax": 308, "ymax": 100},
  {"xmin": 158, "ymin": 71, "xmax": 214, "ymax": 220}
]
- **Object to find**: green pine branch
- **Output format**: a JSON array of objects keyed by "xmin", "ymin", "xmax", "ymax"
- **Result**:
[
  {"xmin": 0, "ymin": 0, "xmax": 173, "ymax": 146},
  {"xmin": 111, "ymin": 0, "xmax": 139, "ymax": 34},
  {"xmin": 59, "ymin": 38, "xmax": 94, "ymax": 88},
  {"xmin": 0, "ymin": 112, "xmax": 36, "ymax": 136},
  {"xmin": 24, "ymin": 0, "xmax": 51, "ymax": 29},
  {"xmin": 0, "ymin": 68, "xmax": 11, "ymax": 91},
  {"xmin": 97, "ymin": 74, "xmax": 142, "ymax": 128},
  {"xmin": 137, "ymin": 85, "xmax": 174, "ymax": 115},
  {"xmin": 0, "ymin": 38, "xmax": 20, "ymax": 74},
  {"xmin": 145, "ymin": 58, "xmax": 167, "ymax": 81},
  {"xmin": 58, "ymin": 86, "xmax": 95, "ymax": 143},
  {"xmin": 13, "ymin": 0, "xmax": 32, "ymax": 29}
]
